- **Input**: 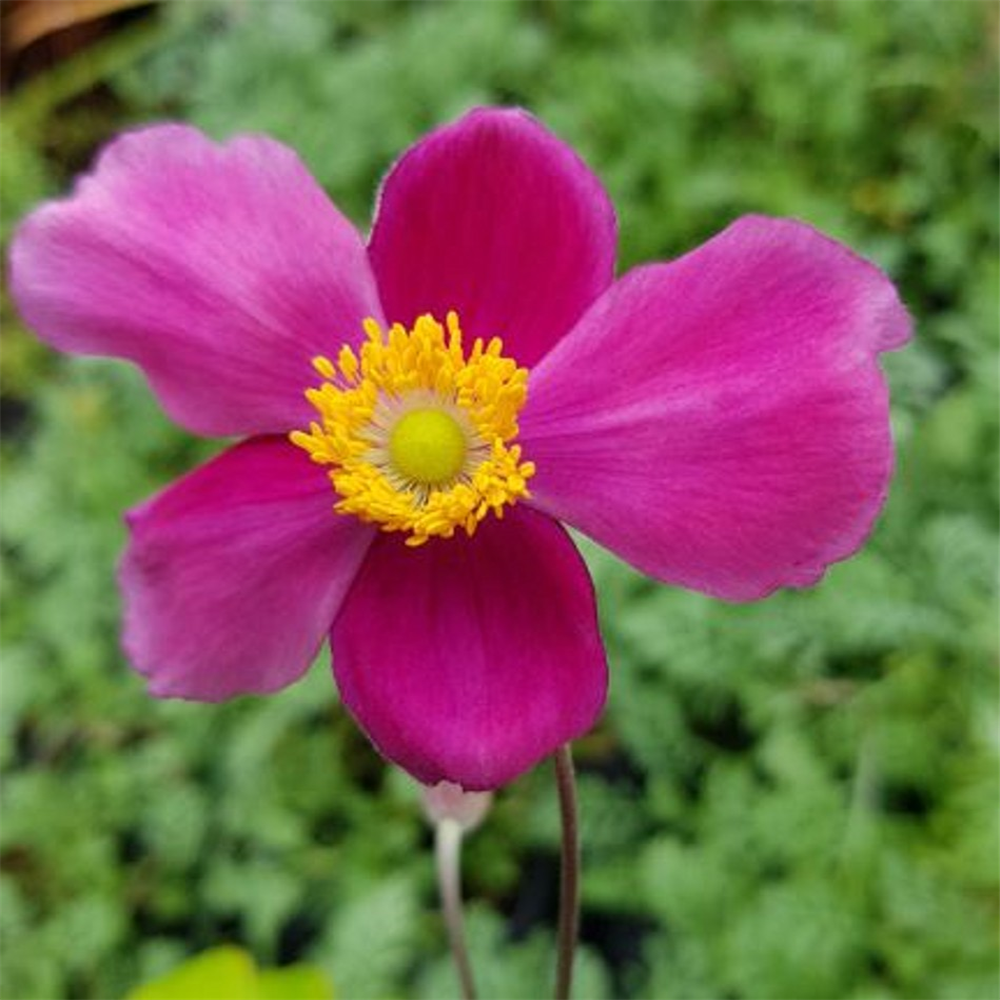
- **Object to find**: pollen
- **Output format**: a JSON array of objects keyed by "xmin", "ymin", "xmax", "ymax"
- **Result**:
[{"xmin": 290, "ymin": 312, "xmax": 536, "ymax": 546}]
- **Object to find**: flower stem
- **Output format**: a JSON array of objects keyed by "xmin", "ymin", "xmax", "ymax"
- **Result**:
[
  {"xmin": 435, "ymin": 817, "xmax": 477, "ymax": 1000},
  {"xmin": 554, "ymin": 743, "xmax": 580, "ymax": 1000}
]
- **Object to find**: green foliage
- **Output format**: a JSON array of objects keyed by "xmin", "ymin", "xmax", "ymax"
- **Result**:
[{"xmin": 2, "ymin": 1, "xmax": 997, "ymax": 998}]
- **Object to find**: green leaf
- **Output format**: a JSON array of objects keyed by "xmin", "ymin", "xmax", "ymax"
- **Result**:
[
  {"xmin": 126, "ymin": 947, "xmax": 335, "ymax": 1000},
  {"xmin": 258, "ymin": 964, "xmax": 334, "ymax": 1000},
  {"xmin": 127, "ymin": 947, "xmax": 258, "ymax": 1000}
]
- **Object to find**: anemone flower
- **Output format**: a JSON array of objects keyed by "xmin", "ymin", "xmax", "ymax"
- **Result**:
[{"xmin": 10, "ymin": 108, "xmax": 910, "ymax": 790}]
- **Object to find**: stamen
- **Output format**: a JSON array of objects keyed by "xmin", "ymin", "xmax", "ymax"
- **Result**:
[{"xmin": 290, "ymin": 312, "xmax": 535, "ymax": 546}]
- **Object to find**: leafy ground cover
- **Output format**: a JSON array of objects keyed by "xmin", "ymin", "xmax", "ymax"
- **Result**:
[{"xmin": 1, "ymin": 2, "xmax": 997, "ymax": 997}]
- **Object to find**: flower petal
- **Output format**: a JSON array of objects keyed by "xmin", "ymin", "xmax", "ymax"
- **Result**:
[
  {"xmin": 520, "ymin": 215, "xmax": 912, "ymax": 601},
  {"xmin": 331, "ymin": 507, "xmax": 608, "ymax": 790},
  {"xmin": 368, "ymin": 107, "xmax": 616, "ymax": 368},
  {"xmin": 10, "ymin": 125, "xmax": 382, "ymax": 436},
  {"xmin": 122, "ymin": 437, "xmax": 373, "ymax": 700}
]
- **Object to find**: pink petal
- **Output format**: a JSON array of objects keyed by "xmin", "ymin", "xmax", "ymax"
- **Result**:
[
  {"xmin": 10, "ymin": 125, "xmax": 382, "ymax": 437},
  {"xmin": 331, "ymin": 507, "xmax": 608, "ymax": 790},
  {"xmin": 520, "ymin": 215, "xmax": 912, "ymax": 601},
  {"xmin": 122, "ymin": 436, "xmax": 373, "ymax": 700},
  {"xmin": 368, "ymin": 107, "xmax": 616, "ymax": 368}
]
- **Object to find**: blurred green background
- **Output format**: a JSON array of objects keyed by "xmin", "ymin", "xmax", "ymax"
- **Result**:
[{"xmin": 1, "ymin": 1, "xmax": 997, "ymax": 998}]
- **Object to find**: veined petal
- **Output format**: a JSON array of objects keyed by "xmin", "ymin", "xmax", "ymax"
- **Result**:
[
  {"xmin": 122, "ymin": 437, "xmax": 373, "ymax": 700},
  {"xmin": 521, "ymin": 215, "xmax": 911, "ymax": 601},
  {"xmin": 10, "ymin": 125, "xmax": 382, "ymax": 437},
  {"xmin": 368, "ymin": 107, "xmax": 616, "ymax": 368},
  {"xmin": 331, "ymin": 507, "xmax": 608, "ymax": 790}
]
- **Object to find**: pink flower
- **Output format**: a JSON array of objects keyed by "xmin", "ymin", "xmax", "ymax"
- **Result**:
[{"xmin": 9, "ymin": 108, "xmax": 910, "ymax": 790}]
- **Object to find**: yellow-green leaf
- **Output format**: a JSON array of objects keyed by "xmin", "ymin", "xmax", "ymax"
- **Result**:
[
  {"xmin": 127, "ymin": 946, "xmax": 258, "ymax": 1000},
  {"xmin": 258, "ymin": 964, "xmax": 334, "ymax": 1000}
]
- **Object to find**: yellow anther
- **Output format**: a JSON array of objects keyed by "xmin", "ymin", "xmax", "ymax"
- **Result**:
[
  {"xmin": 312, "ymin": 356, "xmax": 336, "ymax": 379},
  {"xmin": 290, "ymin": 313, "xmax": 535, "ymax": 545}
]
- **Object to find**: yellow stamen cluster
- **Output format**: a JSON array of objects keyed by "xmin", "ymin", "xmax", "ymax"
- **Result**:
[{"xmin": 290, "ymin": 312, "xmax": 535, "ymax": 546}]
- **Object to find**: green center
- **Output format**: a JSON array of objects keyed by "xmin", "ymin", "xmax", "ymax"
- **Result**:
[{"xmin": 388, "ymin": 408, "xmax": 467, "ymax": 485}]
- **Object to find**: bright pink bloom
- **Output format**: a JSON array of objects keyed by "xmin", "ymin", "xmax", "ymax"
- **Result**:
[{"xmin": 9, "ymin": 108, "xmax": 910, "ymax": 790}]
